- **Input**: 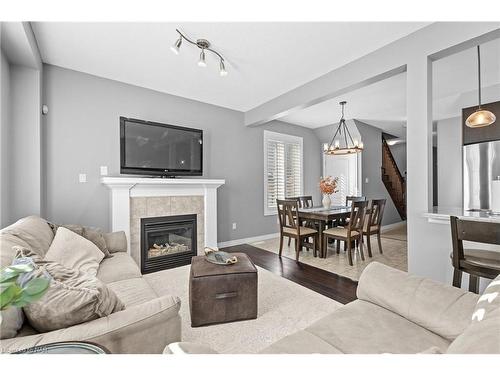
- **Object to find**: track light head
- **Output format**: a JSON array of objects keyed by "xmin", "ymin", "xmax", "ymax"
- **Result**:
[
  {"xmin": 198, "ymin": 49, "xmax": 207, "ymax": 67},
  {"xmin": 170, "ymin": 36, "xmax": 182, "ymax": 55},
  {"xmin": 219, "ymin": 60, "xmax": 227, "ymax": 76}
]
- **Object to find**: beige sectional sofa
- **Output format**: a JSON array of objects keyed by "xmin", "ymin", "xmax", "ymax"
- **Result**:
[
  {"xmin": 261, "ymin": 262, "xmax": 499, "ymax": 354},
  {"xmin": 0, "ymin": 216, "xmax": 181, "ymax": 354}
]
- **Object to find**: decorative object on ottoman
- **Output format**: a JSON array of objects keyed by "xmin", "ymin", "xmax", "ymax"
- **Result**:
[
  {"xmin": 204, "ymin": 247, "xmax": 238, "ymax": 265},
  {"xmin": 163, "ymin": 342, "xmax": 218, "ymax": 354},
  {"xmin": 189, "ymin": 252, "xmax": 257, "ymax": 327}
]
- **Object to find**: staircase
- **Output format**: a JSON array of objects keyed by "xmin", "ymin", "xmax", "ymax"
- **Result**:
[{"xmin": 381, "ymin": 139, "xmax": 406, "ymax": 220}]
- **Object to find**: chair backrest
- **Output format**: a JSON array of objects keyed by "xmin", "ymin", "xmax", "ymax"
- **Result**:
[
  {"xmin": 276, "ymin": 199, "xmax": 300, "ymax": 234},
  {"xmin": 346, "ymin": 196, "xmax": 366, "ymax": 207},
  {"xmin": 450, "ymin": 216, "xmax": 500, "ymax": 268},
  {"xmin": 287, "ymin": 195, "xmax": 313, "ymax": 208},
  {"xmin": 348, "ymin": 200, "xmax": 368, "ymax": 234},
  {"xmin": 367, "ymin": 199, "xmax": 387, "ymax": 228}
]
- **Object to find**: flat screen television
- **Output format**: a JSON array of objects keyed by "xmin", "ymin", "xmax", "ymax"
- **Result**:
[{"xmin": 120, "ymin": 117, "xmax": 203, "ymax": 177}]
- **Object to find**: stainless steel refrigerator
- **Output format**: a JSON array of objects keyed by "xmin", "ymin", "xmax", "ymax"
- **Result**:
[{"xmin": 463, "ymin": 140, "xmax": 500, "ymax": 212}]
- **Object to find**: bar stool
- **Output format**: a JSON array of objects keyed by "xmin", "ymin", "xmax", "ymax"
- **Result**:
[{"xmin": 450, "ymin": 216, "xmax": 500, "ymax": 293}]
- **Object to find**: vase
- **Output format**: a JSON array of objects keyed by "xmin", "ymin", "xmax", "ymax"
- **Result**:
[{"xmin": 322, "ymin": 194, "xmax": 331, "ymax": 209}]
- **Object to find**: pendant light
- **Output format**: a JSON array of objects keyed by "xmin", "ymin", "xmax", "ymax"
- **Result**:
[
  {"xmin": 465, "ymin": 45, "xmax": 496, "ymax": 128},
  {"xmin": 324, "ymin": 101, "xmax": 363, "ymax": 155}
]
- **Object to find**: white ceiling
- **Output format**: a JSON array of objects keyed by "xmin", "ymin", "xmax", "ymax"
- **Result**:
[
  {"xmin": 281, "ymin": 38, "xmax": 500, "ymax": 136},
  {"xmin": 32, "ymin": 22, "xmax": 430, "ymax": 111}
]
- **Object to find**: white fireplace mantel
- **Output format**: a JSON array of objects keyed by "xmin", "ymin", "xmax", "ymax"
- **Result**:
[{"xmin": 101, "ymin": 177, "xmax": 225, "ymax": 253}]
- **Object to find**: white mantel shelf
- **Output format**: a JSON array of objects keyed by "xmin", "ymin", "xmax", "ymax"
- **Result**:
[{"xmin": 101, "ymin": 176, "xmax": 225, "ymax": 253}]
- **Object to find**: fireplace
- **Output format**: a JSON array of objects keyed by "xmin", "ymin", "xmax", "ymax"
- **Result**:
[{"xmin": 141, "ymin": 214, "xmax": 197, "ymax": 274}]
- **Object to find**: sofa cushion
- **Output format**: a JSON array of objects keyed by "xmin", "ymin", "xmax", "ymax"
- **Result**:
[
  {"xmin": 97, "ymin": 253, "xmax": 142, "ymax": 284},
  {"xmin": 447, "ymin": 275, "xmax": 500, "ymax": 354},
  {"xmin": 44, "ymin": 227, "xmax": 104, "ymax": 277},
  {"xmin": 305, "ymin": 300, "xmax": 451, "ymax": 354},
  {"xmin": 83, "ymin": 227, "xmax": 112, "ymax": 258},
  {"xmin": 1, "ymin": 216, "xmax": 54, "ymax": 258},
  {"xmin": 106, "ymin": 278, "xmax": 158, "ymax": 307},
  {"xmin": 103, "ymin": 231, "xmax": 128, "ymax": 253},
  {"xmin": 260, "ymin": 330, "xmax": 343, "ymax": 354},
  {"xmin": 0, "ymin": 233, "xmax": 31, "ymax": 267},
  {"xmin": 357, "ymin": 262, "xmax": 478, "ymax": 340},
  {"xmin": 19, "ymin": 247, "xmax": 124, "ymax": 333}
]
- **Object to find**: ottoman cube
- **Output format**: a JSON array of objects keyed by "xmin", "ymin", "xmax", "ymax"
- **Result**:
[{"xmin": 189, "ymin": 253, "xmax": 258, "ymax": 327}]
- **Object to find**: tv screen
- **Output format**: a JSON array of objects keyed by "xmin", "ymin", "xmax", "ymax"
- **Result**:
[{"xmin": 120, "ymin": 117, "xmax": 203, "ymax": 177}]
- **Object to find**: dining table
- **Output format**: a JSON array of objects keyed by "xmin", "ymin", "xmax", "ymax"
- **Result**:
[{"xmin": 297, "ymin": 205, "xmax": 352, "ymax": 258}]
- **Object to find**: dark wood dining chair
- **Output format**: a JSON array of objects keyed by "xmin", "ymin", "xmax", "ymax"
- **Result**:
[
  {"xmin": 341, "ymin": 196, "xmax": 367, "ymax": 226},
  {"xmin": 285, "ymin": 196, "xmax": 314, "ymax": 246},
  {"xmin": 277, "ymin": 199, "xmax": 319, "ymax": 261},
  {"xmin": 363, "ymin": 199, "xmax": 386, "ymax": 257},
  {"xmin": 450, "ymin": 216, "xmax": 500, "ymax": 293},
  {"xmin": 346, "ymin": 195, "xmax": 367, "ymax": 207},
  {"xmin": 323, "ymin": 200, "xmax": 368, "ymax": 266}
]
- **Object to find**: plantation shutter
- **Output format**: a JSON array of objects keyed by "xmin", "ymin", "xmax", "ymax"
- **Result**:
[{"xmin": 264, "ymin": 131, "xmax": 303, "ymax": 214}]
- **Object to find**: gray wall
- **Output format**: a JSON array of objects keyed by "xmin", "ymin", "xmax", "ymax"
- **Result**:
[
  {"xmin": 388, "ymin": 143, "xmax": 407, "ymax": 178},
  {"xmin": 436, "ymin": 116, "xmax": 462, "ymax": 207},
  {"xmin": 10, "ymin": 65, "xmax": 42, "ymax": 221},
  {"xmin": 42, "ymin": 65, "xmax": 321, "ymax": 242},
  {"xmin": 0, "ymin": 49, "xmax": 11, "ymax": 227},
  {"xmin": 314, "ymin": 120, "xmax": 404, "ymax": 226}
]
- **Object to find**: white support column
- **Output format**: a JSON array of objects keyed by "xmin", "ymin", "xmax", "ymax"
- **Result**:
[
  {"xmin": 406, "ymin": 55, "xmax": 435, "ymax": 277},
  {"xmin": 108, "ymin": 183, "xmax": 135, "ymax": 253},
  {"xmin": 204, "ymin": 186, "xmax": 218, "ymax": 248}
]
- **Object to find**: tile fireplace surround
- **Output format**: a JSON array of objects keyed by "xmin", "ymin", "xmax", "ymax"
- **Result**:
[{"xmin": 101, "ymin": 177, "xmax": 225, "ymax": 267}]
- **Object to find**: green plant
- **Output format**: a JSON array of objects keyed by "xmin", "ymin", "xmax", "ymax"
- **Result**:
[{"xmin": 0, "ymin": 264, "xmax": 50, "ymax": 311}]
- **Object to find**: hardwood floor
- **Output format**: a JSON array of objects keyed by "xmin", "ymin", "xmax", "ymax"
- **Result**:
[{"xmin": 222, "ymin": 243, "xmax": 357, "ymax": 304}]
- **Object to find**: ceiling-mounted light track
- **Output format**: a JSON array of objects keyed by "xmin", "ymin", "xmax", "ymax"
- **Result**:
[{"xmin": 170, "ymin": 29, "xmax": 228, "ymax": 77}]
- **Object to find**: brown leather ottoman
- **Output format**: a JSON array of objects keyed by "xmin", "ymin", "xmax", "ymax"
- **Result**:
[{"xmin": 189, "ymin": 253, "xmax": 258, "ymax": 327}]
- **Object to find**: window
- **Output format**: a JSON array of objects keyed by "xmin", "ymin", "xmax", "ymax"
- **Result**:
[{"xmin": 264, "ymin": 131, "xmax": 303, "ymax": 215}]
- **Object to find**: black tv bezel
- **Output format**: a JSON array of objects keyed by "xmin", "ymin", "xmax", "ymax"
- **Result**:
[{"xmin": 120, "ymin": 116, "xmax": 203, "ymax": 177}]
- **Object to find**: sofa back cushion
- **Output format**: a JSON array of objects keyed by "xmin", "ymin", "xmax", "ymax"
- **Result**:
[
  {"xmin": 1, "ymin": 216, "xmax": 54, "ymax": 260},
  {"xmin": 44, "ymin": 227, "xmax": 105, "ymax": 277},
  {"xmin": 357, "ymin": 262, "xmax": 479, "ymax": 340},
  {"xmin": 447, "ymin": 274, "xmax": 500, "ymax": 354}
]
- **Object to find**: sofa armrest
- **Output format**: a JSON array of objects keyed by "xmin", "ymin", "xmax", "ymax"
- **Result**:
[
  {"xmin": 1, "ymin": 295, "xmax": 181, "ymax": 354},
  {"xmin": 357, "ymin": 262, "xmax": 478, "ymax": 340}
]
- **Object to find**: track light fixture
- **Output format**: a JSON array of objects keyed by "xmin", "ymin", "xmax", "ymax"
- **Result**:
[{"xmin": 170, "ymin": 29, "xmax": 228, "ymax": 77}]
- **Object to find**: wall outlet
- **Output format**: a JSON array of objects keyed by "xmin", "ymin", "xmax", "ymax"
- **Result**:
[
  {"xmin": 100, "ymin": 166, "xmax": 108, "ymax": 176},
  {"xmin": 232, "ymin": 222, "xmax": 237, "ymax": 230},
  {"xmin": 79, "ymin": 173, "xmax": 87, "ymax": 183},
  {"xmin": 365, "ymin": 177, "xmax": 369, "ymax": 184}
]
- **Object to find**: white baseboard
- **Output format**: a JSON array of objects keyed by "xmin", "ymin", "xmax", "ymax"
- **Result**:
[
  {"xmin": 380, "ymin": 220, "xmax": 406, "ymax": 233},
  {"xmin": 218, "ymin": 232, "xmax": 279, "ymax": 249}
]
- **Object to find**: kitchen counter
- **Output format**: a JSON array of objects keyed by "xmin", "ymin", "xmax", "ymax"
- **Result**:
[{"xmin": 423, "ymin": 206, "xmax": 500, "ymax": 224}]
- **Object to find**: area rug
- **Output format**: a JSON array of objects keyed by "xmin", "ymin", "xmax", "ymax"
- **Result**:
[
  {"xmin": 250, "ymin": 226, "xmax": 407, "ymax": 282},
  {"xmin": 144, "ymin": 265, "xmax": 342, "ymax": 354},
  {"xmin": 380, "ymin": 222, "xmax": 407, "ymax": 242}
]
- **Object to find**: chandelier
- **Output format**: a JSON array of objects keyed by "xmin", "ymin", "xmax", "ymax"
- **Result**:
[
  {"xmin": 324, "ymin": 101, "xmax": 363, "ymax": 155},
  {"xmin": 170, "ymin": 29, "xmax": 228, "ymax": 77},
  {"xmin": 465, "ymin": 45, "xmax": 496, "ymax": 128}
]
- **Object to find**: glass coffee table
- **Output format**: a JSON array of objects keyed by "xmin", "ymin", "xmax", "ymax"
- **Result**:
[{"xmin": 13, "ymin": 341, "xmax": 109, "ymax": 354}]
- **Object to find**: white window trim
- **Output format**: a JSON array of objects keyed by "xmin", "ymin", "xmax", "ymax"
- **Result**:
[{"xmin": 263, "ymin": 130, "xmax": 304, "ymax": 216}]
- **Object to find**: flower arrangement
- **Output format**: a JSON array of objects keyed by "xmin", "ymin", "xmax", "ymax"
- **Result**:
[{"xmin": 319, "ymin": 176, "xmax": 339, "ymax": 195}]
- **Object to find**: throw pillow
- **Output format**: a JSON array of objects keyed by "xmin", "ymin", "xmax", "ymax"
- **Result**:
[
  {"xmin": 446, "ymin": 275, "xmax": 500, "ymax": 354},
  {"xmin": 16, "ymin": 247, "xmax": 124, "ymax": 333},
  {"xmin": 103, "ymin": 231, "xmax": 128, "ymax": 253},
  {"xmin": 48, "ymin": 222, "xmax": 84, "ymax": 236},
  {"xmin": 82, "ymin": 227, "xmax": 112, "ymax": 258},
  {"xmin": 44, "ymin": 227, "xmax": 104, "ymax": 277}
]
